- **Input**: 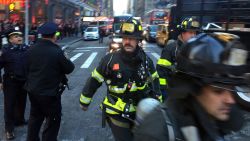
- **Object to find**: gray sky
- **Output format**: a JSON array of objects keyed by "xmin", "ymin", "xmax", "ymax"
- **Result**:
[{"xmin": 113, "ymin": 0, "xmax": 128, "ymax": 16}]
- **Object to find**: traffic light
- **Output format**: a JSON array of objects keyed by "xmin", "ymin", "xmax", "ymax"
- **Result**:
[{"xmin": 9, "ymin": 3, "xmax": 15, "ymax": 12}]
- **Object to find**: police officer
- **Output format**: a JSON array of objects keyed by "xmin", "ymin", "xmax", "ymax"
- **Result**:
[
  {"xmin": 24, "ymin": 22, "xmax": 75, "ymax": 141},
  {"xmin": 156, "ymin": 17, "xmax": 200, "ymax": 100},
  {"xmin": 0, "ymin": 27, "xmax": 29, "ymax": 140},
  {"xmin": 134, "ymin": 33, "xmax": 249, "ymax": 141},
  {"xmin": 79, "ymin": 18, "xmax": 161, "ymax": 141}
]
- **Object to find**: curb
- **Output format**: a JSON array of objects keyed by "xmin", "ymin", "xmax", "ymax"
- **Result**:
[{"xmin": 61, "ymin": 38, "xmax": 82, "ymax": 50}]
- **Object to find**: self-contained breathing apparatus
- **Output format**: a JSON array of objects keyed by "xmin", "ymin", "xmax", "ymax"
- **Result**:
[
  {"xmin": 100, "ymin": 17, "xmax": 160, "ymax": 127},
  {"xmin": 101, "ymin": 46, "xmax": 160, "ymax": 128}
]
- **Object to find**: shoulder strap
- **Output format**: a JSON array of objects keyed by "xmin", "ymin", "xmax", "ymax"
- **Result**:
[
  {"xmin": 159, "ymin": 105, "xmax": 176, "ymax": 141},
  {"xmin": 105, "ymin": 53, "xmax": 115, "ymax": 77}
]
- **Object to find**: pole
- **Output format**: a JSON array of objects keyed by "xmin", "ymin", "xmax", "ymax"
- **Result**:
[
  {"xmin": 78, "ymin": 7, "xmax": 81, "ymax": 37},
  {"xmin": 25, "ymin": 0, "xmax": 29, "ymax": 45}
]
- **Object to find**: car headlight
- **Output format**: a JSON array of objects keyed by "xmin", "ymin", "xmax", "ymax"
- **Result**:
[{"xmin": 111, "ymin": 43, "xmax": 120, "ymax": 48}]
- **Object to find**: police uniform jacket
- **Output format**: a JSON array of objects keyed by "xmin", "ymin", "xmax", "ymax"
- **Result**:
[
  {"xmin": 0, "ymin": 43, "xmax": 29, "ymax": 82},
  {"xmin": 80, "ymin": 48, "xmax": 161, "ymax": 118},
  {"xmin": 24, "ymin": 39, "xmax": 75, "ymax": 96},
  {"xmin": 156, "ymin": 36, "xmax": 184, "ymax": 89}
]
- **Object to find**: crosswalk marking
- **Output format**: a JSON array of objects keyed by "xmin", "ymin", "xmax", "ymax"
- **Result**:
[
  {"xmin": 70, "ymin": 53, "xmax": 83, "ymax": 62},
  {"xmin": 73, "ymin": 50, "xmax": 91, "ymax": 53},
  {"xmin": 80, "ymin": 52, "xmax": 98, "ymax": 68},
  {"xmin": 76, "ymin": 46, "xmax": 107, "ymax": 49},
  {"xmin": 68, "ymin": 52, "xmax": 160, "ymax": 69},
  {"xmin": 151, "ymin": 53, "xmax": 160, "ymax": 60}
]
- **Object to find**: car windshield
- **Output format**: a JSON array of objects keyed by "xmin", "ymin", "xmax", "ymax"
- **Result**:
[
  {"xmin": 149, "ymin": 25, "xmax": 158, "ymax": 32},
  {"xmin": 86, "ymin": 28, "xmax": 97, "ymax": 32}
]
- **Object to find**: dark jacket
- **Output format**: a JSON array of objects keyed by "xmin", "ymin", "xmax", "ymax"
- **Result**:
[
  {"xmin": 24, "ymin": 39, "xmax": 75, "ymax": 96},
  {"xmin": 156, "ymin": 36, "xmax": 184, "ymax": 90},
  {"xmin": 80, "ymin": 47, "xmax": 161, "ymax": 118},
  {"xmin": 134, "ymin": 74, "xmax": 244, "ymax": 141},
  {"xmin": 134, "ymin": 98, "xmax": 244, "ymax": 141},
  {"xmin": 0, "ymin": 43, "xmax": 29, "ymax": 82}
]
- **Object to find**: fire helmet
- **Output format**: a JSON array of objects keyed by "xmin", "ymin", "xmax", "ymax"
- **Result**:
[
  {"xmin": 178, "ymin": 17, "xmax": 200, "ymax": 32},
  {"xmin": 176, "ymin": 32, "xmax": 250, "ymax": 90},
  {"xmin": 119, "ymin": 17, "xmax": 143, "ymax": 39}
]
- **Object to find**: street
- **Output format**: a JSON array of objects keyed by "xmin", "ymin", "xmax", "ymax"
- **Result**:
[
  {"xmin": 0, "ymin": 36, "xmax": 250, "ymax": 141},
  {"xmin": 0, "ymin": 36, "xmax": 162, "ymax": 141}
]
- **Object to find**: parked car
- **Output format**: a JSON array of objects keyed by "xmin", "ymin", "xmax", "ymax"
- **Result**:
[
  {"xmin": 156, "ymin": 24, "xmax": 169, "ymax": 47},
  {"xmin": 144, "ymin": 25, "xmax": 158, "ymax": 42},
  {"xmin": 83, "ymin": 27, "xmax": 99, "ymax": 40}
]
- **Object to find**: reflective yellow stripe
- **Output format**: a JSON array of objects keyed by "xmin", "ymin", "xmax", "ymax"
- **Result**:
[
  {"xmin": 102, "ymin": 97, "xmax": 136, "ymax": 115},
  {"xmin": 151, "ymin": 71, "xmax": 159, "ymax": 80},
  {"xmin": 80, "ymin": 94, "xmax": 92, "ymax": 104},
  {"xmin": 138, "ymin": 25, "xmax": 142, "ymax": 31},
  {"xmin": 109, "ymin": 84, "xmax": 127, "ymax": 94},
  {"xmin": 159, "ymin": 78, "xmax": 167, "ymax": 85},
  {"xmin": 109, "ymin": 83, "xmax": 147, "ymax": 93},
  {"xmin": 130, "ymin": 83, "xmax": 147, "ymax": 92},
  {"xmin": 137, "ymin": 84, "xmax": 147, "ymax": 90},
  {"xmin": 132, "ymin": 19, "xmax": 137, "ymax": 24},
  {"xmin": 158, "ymin": 95, "xmax": 163, "ymax": 103},
  {"xmin": 91, "ymin": 69, "xmax": 104, "ymax": 83},
  {"xmin": 157, "ymin": 59, "xmax": 172, "ymax": 67}
]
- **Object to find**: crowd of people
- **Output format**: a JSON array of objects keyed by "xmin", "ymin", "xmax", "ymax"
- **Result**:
[{"xmin": 0, "ymin": 19, "xmax": 85, "ymax": 47}]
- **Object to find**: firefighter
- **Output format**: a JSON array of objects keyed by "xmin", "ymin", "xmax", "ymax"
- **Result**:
[
  {"xmin": 0, "ymin": 27, "xmax": 29, "ymax": 140},
  {"xmin": 156, "ymin": 17, "xmax": 200, "ymax": 100},
  {"xmin": 79, "ymin": 17, "xmax": 161, "ymax": 141},
  {"xmin": 134, "ymin": 32, "xmax": 249, "ymax": 141}
]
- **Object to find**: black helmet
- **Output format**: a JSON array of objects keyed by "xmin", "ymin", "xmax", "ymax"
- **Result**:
[
  {"xmin": 176, "ymin": 32, "xmax": 249, "ymax": 87},
  {"xmin": 178, "ymin": 17, "xmax": 200, "ymax": 32},
  {"xmin": 119, "ymin": 17, "xmax": 143, "ymax": 39}
]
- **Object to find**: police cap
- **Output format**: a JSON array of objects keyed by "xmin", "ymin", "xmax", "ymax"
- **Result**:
[
  {"xmin": 7, "ymin": 27, "xmax": 22, "ymax": 38},
  {"xmin": 38, "ymin": 22, "xmax": 58, "ymax": 35}
]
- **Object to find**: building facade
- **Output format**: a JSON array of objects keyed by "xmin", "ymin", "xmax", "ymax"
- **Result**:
[
  {"xmin": 0, "ymin": 0, "xmax": 97, "ymax": 24},
  {"xmin": 133, "ymin": 0, "xmax": 174, "ymax": 18}
]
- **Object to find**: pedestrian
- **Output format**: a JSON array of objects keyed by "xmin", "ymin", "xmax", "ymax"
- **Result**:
[
  {"xmin": 24, "ymin": 22, "xmax": 75, "ymax": 141},
  {"xmin": 156, "ymin": 17, "xmax": 200, "ymax": 101},
  {"xmin": 134, "ymin": 32, "xmax": 249, "ymax": 141},
  {"xmin": 0, "ymin": 27, "xmax": 29, "ymax": 140},
  {"xmin": 99, "ymin": 27, "xmax": 105, "ymax": 43},
  {"xmin": 79, "ymin": 17, "xmax": 162, "ymax": 141}
]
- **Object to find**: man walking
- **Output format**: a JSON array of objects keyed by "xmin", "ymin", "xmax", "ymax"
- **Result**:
[{"xmin": 80, "ymin": 18, "xmax": 161, "ymax": 141}]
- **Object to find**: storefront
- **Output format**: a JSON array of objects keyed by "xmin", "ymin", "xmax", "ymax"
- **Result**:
[{"xmin": 0, "ymin": 0, "xmax": 25, "ymax": 21}]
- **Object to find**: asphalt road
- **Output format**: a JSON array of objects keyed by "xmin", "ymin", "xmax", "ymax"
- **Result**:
[
  {"xmin": 0, "ymin": 36, "xmax": 249, "ymax": 141},
  {"xmin": 0, "ymin": 37, "xmax": 162, "ymax": 141}
]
